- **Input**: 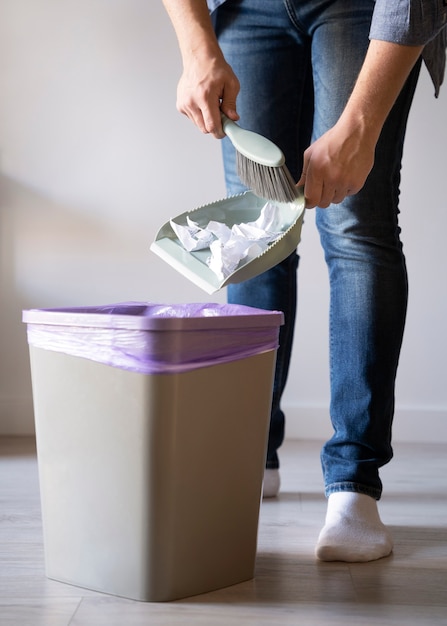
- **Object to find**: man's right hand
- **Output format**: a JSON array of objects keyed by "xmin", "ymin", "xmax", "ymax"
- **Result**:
[
  {"xmin": 163, "ymin": 0, "xmax": 240, "ymax": 138},
  {"xmin": 176, "ymin": 53, "xmax": 240, "ymax": 138}
]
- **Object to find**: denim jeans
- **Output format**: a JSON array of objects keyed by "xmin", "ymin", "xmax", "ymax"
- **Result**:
[{"xmin": 213, "ymin": 0, "xmax": 421, "ymax": 498}]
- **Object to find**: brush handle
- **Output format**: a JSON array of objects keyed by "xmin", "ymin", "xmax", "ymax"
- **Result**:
[{"xmin": 221, "ymin": 113, "xmax": 285, "ymax": 168}]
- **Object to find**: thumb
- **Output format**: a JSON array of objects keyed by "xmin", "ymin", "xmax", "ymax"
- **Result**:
[
  {"xmin": 297, "ymin": 150, "xmax": 310, "ymax": 188},
  {"xmin": 221, "ymin": 90, "xmax": 239, "ymax": 122},
  {"xmin": 296, "ymin": 172, "xmax": 306, "ymax": 188},
  {"xmin": 220, "ymin": 104, "xmax": 239, "ymax": 122}
]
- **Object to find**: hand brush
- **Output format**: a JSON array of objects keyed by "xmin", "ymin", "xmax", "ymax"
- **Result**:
[{"xmin": 221, "ymin": 113, "xmax": 299, "ymax": 204}]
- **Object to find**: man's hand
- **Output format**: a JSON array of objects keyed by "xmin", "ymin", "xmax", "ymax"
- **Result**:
[
  {"xmin": 297, "ymin": 39, "xmax": 423, "ymax": 209},
  {"xmin": 176, "ymin": 54, "xmax": 240, "ymax": 138},
  {"xmin": 163, "ymin": 0, "xmax": 240, "ymax": 138},
  {"xmin": 296, "ymin": 118, "xmax": 375, "ymax": 209}
]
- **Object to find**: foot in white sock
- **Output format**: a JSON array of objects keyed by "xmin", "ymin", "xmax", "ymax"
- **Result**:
[
  {"xmin": 263, "ymin": 469, "xmax": 280, "ymax": 498},
  {"xmin": 315, "ymin": 492, "xmax": 393, "ymax": 562}
]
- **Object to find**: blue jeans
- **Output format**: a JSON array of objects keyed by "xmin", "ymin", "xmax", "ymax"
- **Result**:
[{"xmin": 213, "ymin": 0, "xmax": 421, "ymax": 499}]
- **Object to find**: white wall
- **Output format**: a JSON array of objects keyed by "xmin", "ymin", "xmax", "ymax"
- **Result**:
[{"xmin": 1, "ymin": 1, "xmax": 446, "ymax": 440}]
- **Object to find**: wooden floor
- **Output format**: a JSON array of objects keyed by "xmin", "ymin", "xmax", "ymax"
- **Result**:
[{"xmin": 1, "ymin": 436, "xmax": 446, "ymax": 625}]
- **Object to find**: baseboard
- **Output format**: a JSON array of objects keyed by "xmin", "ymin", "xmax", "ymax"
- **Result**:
[
  {"xmin": 1, "ymin": 398, "xmax": 446, "ymax": 443},
  {"xmin": 284, "ymin": 405, "xmax": 447, "ymax": 444}
]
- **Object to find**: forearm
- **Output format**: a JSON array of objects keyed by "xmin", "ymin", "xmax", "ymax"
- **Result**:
[
  {"xmin": 162, "ymin": 0, "xmax": 239, "ymax": 136},
  {"xmin": 299, "ymin": 39, "xmax": 423, "ymax": 208},
  {"xmin": 162, "ymin": 0, "xmax": 222, "ymax": 67},
  {"xmin": 339, "ymin": 39, "xmax": 424, "ymax": 147}
]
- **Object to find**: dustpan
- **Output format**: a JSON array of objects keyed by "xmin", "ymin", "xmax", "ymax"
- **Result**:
[{"xmin": 150, "ymin": 190, "xmax": 305, "ymax": 294}]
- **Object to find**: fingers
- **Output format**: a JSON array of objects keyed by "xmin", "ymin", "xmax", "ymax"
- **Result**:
[
  {"xmin": 176, "ymin": 82, "xmax": 222, "ymax": 136},
  {"xmin": 297, "ymin": 155, "xmax": 360, "ymax": 209},
  {"xmin": 179, "ymin": 98, "xmax": 225, "ymax": 138},
  {"xmin": 303, "ymin": 180, "xmax": 357, "ymax": 209},
  {"xmin": 297, "ymin": 164, "xmax": 328, "ymax": 209},
  {"xmin": 180, "ymin": 103, "xmax": 239, "ymax": 139},
  {"xmin": 296, "ymin": 120, "xmax": 376, "ymax": 208},
  {"xmin": 176, "ymin": 65, "xmax": 240, "ymax": 139}
]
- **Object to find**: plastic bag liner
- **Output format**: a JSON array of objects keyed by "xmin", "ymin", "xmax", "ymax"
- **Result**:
[{"xmin": 23, "ymin": 302, "xmax": 284, "ymax": 375}]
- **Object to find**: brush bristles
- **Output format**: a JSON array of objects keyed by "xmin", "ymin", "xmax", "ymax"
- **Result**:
[{"xmin": 236, "ymin": 152, "xmax": 299, "ymax": 204}]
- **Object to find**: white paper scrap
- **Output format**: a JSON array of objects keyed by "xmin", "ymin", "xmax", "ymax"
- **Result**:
[
  {"xmin": 170, "ymin": 216, "xmax": 214, "ymax": 252},
  {"xmin": 172, "ymin": 202, "xmax": 285, "ymax": 278}
]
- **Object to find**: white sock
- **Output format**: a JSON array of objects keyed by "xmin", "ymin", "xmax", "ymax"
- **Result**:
[
  {"xmin": 315, "ymin": 492, "xmax": 393, "ymax": 562},
  {"xmin": 263, "ymin": 469, "xmax": 280, "ymax": 498}
]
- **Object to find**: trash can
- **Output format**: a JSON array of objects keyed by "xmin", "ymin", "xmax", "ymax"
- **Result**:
[{"xmin": 23, "ymin": 302, "xmax": 283, "ymax": 602}]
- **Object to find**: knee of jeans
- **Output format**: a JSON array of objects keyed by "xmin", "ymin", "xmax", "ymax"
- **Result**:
[{"xmin": 316, "ymin": 203, "xmax": 403, "ymax": 265}]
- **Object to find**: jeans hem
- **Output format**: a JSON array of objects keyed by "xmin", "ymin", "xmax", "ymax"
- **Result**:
[
  {"xmin": 265, "ymin": 459, "xmax": 280, "ymax": 470},
  {"xmin": 324, "ymin": 482, "xmax": 382, "ymax": 501}
]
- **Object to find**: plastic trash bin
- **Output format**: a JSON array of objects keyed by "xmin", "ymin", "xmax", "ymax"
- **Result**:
[{"xmin": 23, "ymin": 302, "xmax": 283, "ymax": 602}]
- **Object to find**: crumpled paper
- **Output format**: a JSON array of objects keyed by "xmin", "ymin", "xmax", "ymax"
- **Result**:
[{"xmin": 170, "ymin": 202, "xmax": 285, "ymax": 279}]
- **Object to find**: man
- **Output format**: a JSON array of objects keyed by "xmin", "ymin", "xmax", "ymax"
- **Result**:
[{"xmin": 163, "ymin": 0, "xmax": 446, "ymax": 562}]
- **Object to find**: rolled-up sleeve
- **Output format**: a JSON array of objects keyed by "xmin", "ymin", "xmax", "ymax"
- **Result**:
[
  {"xmin": 370, "ymin": 0, "xmax": 447, "ymax": 46},
  {"xmin": 370, "ymin": 0, "xmax": 447, "ymax": 95}
]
